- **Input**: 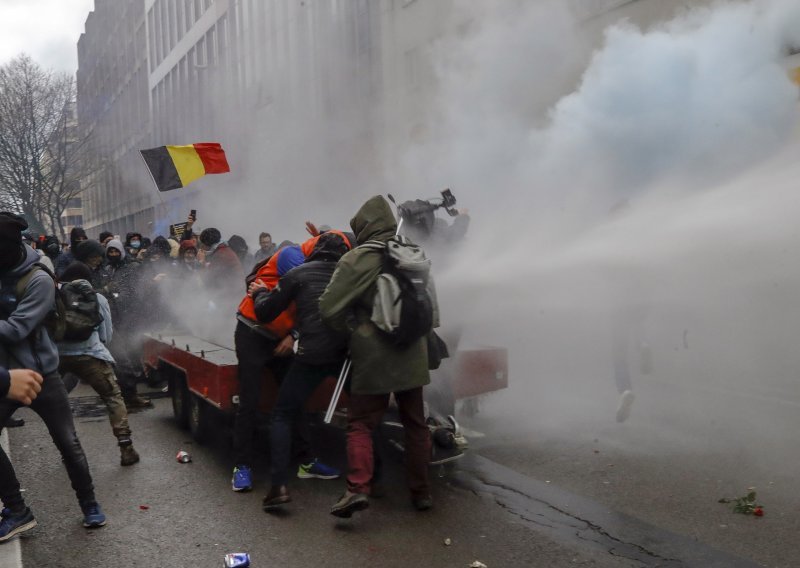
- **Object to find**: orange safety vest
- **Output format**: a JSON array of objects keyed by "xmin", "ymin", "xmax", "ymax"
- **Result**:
[
  {"xmin": 237, "ymin": 251, "xmax": 296, "ymax": 338},
  {"xmin": 237, "ymin": 231, "xmax": 352, "ymax": 338}
]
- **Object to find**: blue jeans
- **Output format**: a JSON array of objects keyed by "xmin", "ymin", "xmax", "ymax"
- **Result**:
[
  {"xmin": 0, "ymin": 374, "xmax": 96, "ymax": 512},
  {"xmin": 269, "ymin": 360, "xmax": 343, "ymax": 486}
]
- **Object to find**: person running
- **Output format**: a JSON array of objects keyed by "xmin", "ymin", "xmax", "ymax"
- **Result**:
[
  {"xmin": 57, "ymin": 261, "xmax": 141, "ymax": 466},
  {"xmin": 0, "ymin": 213, "xmax": 106, "ymax": 541}
]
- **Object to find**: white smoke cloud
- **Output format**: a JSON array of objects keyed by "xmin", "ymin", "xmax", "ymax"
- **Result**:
[{"xmin": 401, "ymin": 0, "xmax": 800, "ymax": 447}]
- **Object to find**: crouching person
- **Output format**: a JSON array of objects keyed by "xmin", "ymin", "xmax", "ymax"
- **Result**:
[
  {"xmin": 0, "ymin": 213, "xmax": 105, "ymax": 541},
  {"xmin": 252, "ymin": 233, "xmax": 351, "ymax": 510},
  {"xmin": 57, "ymin": 262, "xmax": 140, "ymax": 466},
  {"xmin": 320, "ymin": 196, "xmax": 434, "ymax": 518}
]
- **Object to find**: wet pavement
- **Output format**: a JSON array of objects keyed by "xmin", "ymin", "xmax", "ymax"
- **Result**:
[{"xmin": 2, "ymin": 379, "xmax": 789, "ymax": 567}]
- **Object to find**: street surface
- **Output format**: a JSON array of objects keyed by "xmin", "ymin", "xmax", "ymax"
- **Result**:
[{"xmin": 0, "ymin": 373, "xmax": 793, "ymax": 568}]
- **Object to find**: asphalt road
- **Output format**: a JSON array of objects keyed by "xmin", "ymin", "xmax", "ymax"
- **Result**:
[{"xmin": 1, "ymin": 375, "xmax": 788, "ymax": 568}]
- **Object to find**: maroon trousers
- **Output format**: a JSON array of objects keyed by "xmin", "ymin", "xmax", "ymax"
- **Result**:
[{"xmin": 346, "ymin": 387, "xmax": 431, "ymax": 499}]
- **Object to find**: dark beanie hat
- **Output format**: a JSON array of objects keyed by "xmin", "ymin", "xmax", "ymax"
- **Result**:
[
  {"xmin": 60, "ymin": 261, "xmax": 94, "ymax": 283},
  {"xmin": 0, "ymin": 212, "xmax": 28, "ymax": 246},
  {"xmin": 199, "ymin": 228, "xmax": 221, "ymax": 247},
  {"xmin": 74, "ymin": 239, "xmax": 105, "ymax": 262},
  {"xmin": 151, "ymin": 235, "xmax": 172, "ymax": 256},
  {"xmin": 98, "ymin": 231, "xmax": 113, "ymax": 243},
  {"xmin": 307, "ymin": 232, "xmax": 349, "ymax": 263}
]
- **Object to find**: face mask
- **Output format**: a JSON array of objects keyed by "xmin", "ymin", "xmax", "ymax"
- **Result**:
[
  {"xmin": 108, "ymin": 255, "xmax": 121, "ymax": 266},
  {"xmin": 130, "ymin": 241, "xmax": 141, "ymax": 249},
  {"xmin": 0, "ymin": 245, "xmax": 22, "ymax": 271}
]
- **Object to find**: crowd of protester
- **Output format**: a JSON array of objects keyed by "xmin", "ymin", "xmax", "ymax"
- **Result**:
[{"xmin": 0, "ymin": 196, "xmax": 469, "ymax": 542}]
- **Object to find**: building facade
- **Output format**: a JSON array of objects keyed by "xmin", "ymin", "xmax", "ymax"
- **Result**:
[
  {"xmin": 78, "ymin": 0, "xmax": 383, "ymax": 236},
  {"xmin": 77, "ymin": 0, "xmax": 788, "ymax": 237}
]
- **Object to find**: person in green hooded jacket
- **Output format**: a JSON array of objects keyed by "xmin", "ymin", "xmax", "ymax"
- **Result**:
[{"xmin": 320, "ymin": 195, "xmax": 435, "ymax": 518}]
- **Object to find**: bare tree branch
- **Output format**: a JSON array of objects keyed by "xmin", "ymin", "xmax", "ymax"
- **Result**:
[{"xmin": 0, "ymin": 55, "xmax": 99, "ymax": 239}]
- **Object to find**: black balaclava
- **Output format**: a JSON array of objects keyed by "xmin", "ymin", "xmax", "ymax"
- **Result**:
[
  {"xmin": 0, "ymin": 212, "xmax": 27, "ymax": 271},
  {"xmin": 69, "ymin": 226, "xmax": 87, "ymax": 251},
  {"xmin": 43, "ymin": 235, "xmax": 61, "ymax": 259}
]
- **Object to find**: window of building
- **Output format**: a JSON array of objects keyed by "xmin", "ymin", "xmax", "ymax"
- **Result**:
[
  {"xmin": 66, "ymin": 198, "xmax": 82, "ymax": 209},
  {"xmin": 168, "ymin": 0, "xmax": 177, "ymax": 51},
  {"xmin": 184, "ymin": 0, "xmax": 194, "ymax": 33},
  {"xmin": 206, "ymin": 27, "xmax": 217, "ymax": 66}
]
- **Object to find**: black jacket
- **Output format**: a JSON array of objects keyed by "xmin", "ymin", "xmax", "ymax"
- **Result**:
[{"xmin": 253, "ymin": 259, "xmax": 346, "ymax": 365}]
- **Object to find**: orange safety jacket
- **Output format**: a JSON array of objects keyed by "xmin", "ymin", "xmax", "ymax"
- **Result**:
[{"xmin": 237, "ymin": 230, "xmax": 351, "ymax": 338}]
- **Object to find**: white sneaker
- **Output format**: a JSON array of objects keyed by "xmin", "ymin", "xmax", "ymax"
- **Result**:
[{"xmin": 616, "ymin": 390, "xmax": 635, "ymax": 423}]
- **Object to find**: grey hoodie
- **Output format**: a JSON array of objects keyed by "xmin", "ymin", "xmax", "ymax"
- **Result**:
[{"xmin": 0, "ymin": 245, "xmax": 59, "ymax": 375}]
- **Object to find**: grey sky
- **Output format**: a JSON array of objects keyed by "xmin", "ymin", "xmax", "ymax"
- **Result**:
[{"xmin": 0, "ymin": 0, "xmax": 95, "ymax": 73}]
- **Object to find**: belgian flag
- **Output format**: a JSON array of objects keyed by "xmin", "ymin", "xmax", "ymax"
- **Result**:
[{"xmin": 140, "ymin": 143, "xmax": 230, "ymax": 191}]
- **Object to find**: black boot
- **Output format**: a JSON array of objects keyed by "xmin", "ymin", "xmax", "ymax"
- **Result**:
[{"xmin": 118, "ymin": 439, "xmax": 140, "ymax": 466}]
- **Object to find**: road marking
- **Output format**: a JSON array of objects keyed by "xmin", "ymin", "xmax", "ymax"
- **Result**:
[{"xmin": 0, "ymin": 430, "xmax": 23, "ymax": 568}]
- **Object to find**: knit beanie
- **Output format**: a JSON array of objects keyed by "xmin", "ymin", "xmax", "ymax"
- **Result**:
[
  {"xmin": 74, "ymin": 239, "xmax": 105, "ymax": 262},
  {"xmin": 0, "ymin": 212, "xmax": 27, "ymax": 247},
  {"xmin": 60, "ymin": 261, "xmax": 94, "ymax": 283},
  {"xmin": 199, "ymin": 228, "xmax": 221, "ymax": 247}
]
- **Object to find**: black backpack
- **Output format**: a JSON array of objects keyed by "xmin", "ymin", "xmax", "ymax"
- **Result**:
[
  {"xmin": 57, "ymin": 280, "xmax": 103, "ymax": 341},
  {"xmin": 363, "ymin": 237, "xmax": 434, "ymax": 347},
  {"xmin": 3, "ymin": 264, "xmax": 102, "ymax": 343}
]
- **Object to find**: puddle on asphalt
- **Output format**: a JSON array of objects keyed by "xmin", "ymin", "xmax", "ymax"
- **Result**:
[{"xmin": 69, "ymin": 396, "xmax": 108, "ymax": 418}]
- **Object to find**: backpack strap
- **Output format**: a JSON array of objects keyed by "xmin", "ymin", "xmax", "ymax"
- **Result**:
[
  {"xmin": 14, "ymin": 262, "xmax": 57, "ymax": 299},
  {"xmin": 15, "ymin": 266, "xmax": 41, "ymax": 300}
]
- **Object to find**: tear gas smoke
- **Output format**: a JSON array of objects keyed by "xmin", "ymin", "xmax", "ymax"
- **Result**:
[
  {"xmin": 400, "ymin": 0, "xmax": 800, "ymax": 468},
  {"xmin": 151, "ymin": 0, "xmax": 800, "ymax": 467}
]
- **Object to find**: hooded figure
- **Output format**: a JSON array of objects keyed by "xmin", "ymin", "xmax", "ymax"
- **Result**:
[
  {"xmin": 124, "ymin": 232, "xmax": 143, "ymax": 257},
  {"xmin": 0, "ymin": 213, "xmax": 105, "ymax": 530},
  {"xmin": 0, "ymin": 212, "xmax": 60, "ymax": 376},
  {"xmin": 319, "ymin": 196, "xmax": 434, "ymax": 395},
  {"xmin": 43, "ymin": 235, "xmax": 61, "ymax": 261},
  {"xmin": 319, "ymin": 196, "xmax": 437, "ymax": 516},
  {"xmin": 105, "ymin": 239, "xmax": 126, "ymax": 267},
  {"xmin": 70, "ymin": 227, "xmax": 88, "ymax": 251},
  {"xmin": 147, "ymin": 236, "xmax": 172, "ymax": 261},
  {"xmin": 55, "ymin": 227, "xmax": 88, "ymax": 278}
]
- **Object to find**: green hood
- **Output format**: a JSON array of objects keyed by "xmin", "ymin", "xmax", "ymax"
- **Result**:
[{"xmin": 350, "ymin": 195, "xmax": 397, "ymax": 244}]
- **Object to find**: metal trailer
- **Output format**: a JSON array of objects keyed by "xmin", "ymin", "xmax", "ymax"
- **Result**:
[{"xmin": 142, "ymin": 332, "xmax": 508, "ymax": 444}]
